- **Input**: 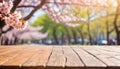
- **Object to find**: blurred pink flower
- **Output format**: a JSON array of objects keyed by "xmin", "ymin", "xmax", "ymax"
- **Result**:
[
  {"xmin": 4, "ymin": 13, "xmax": 28, "ymax": 30},
  {"xmin": 0, "ymin": 1, "xmax": 28, "ymax": 30},
  {"xmin": 0, "ymin": 14, "xmax": 2, "ymax": 18},
  {"xmin": 0, "ymin": 1, "xmax": 13, "ymax": 15}
]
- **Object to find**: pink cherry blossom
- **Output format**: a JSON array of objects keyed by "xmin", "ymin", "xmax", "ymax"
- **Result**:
[
  {"xmin": 0, "ymin": 1, "xmax": 28, "ymax": 30},
  {"xmin": 0, "ymin": 14, "xmax": 2, "ymax": 18},
  {"xmin": 0, "ymin": 1, "xmax": 13, "ymax": 15},
  {"xmin": 4, "ymin": 13, "xmax": 28, "ymax": 30}
]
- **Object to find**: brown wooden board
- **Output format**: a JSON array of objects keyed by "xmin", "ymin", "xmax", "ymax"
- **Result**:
[
  {"xmin": 72, "ymin": 46, "xmax": 106, "ymax": 69},
  {"xmin": 81, "ymin": 46, "xmax": 120, "ymax": 69},
  {"xmin": 0, "ymin": 46, "xmax": 39, "ymax": 69},
  {"xmin": 21, "ymin": 46, "xmax": 53, "ymax": 69},
  {"xmin": 47, "ymin": 46, "xmax": 65, "ymax": 69},
  {"xmin": 62, "ymin": 46, "xmax": 84, "ymax": 69}
]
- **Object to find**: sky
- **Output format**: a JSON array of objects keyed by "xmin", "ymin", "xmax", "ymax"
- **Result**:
[{"xmin": 29, "ymin": 9, "xmax": 45, "ymax": 23}]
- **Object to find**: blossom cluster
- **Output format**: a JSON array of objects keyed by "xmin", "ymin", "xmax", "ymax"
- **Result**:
[
  {"xmin": 0, "ymin": 1, "xmax": 27, "ymax": 30},
  {"xmin": 0, "ymin": 1, "xmax": 13, "ymax": 15}
]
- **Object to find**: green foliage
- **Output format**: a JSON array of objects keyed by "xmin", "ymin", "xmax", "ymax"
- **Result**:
[
  {"xmin": 32, "ymin": 14, "xmax": 73, "ymax": 40},
  {"xmin": 32, "ymin": 4, "xmax": 120, "ymax": 44}
]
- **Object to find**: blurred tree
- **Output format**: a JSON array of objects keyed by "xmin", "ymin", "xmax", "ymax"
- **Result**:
[
  {"xmin": 113, "ymin": 0, "xmax": 120, "ymax": 45},
  {"xmin": 32, "ymin": 14, "xmax": 79, "ymax": 45},
  {"xmin": 1, "ymin": 0, "xmax": 118, "ymax": 45}
]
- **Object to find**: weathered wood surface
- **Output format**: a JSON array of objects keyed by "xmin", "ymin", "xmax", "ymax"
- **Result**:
[{"xmin": 0, "ymin": 46, "xmax": 120, "ymax": 69}]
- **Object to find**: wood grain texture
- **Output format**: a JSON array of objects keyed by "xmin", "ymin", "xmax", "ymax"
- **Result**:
[
  {"xmin": 47, "ymin": 46, "xmax": 65, "ymax": 69},
  {"xmin": 81, "ymin": 46, "xmax": 120, "ymax": 69},
  {"xmin": 63, "ymin": 46, "xmax": 84, "ymax": 69},
  {"xmin": 22, "ymin": 46, "xmax": 53, "ymax": 69},
  {"xmin": 0, "ymin": 46, "xmax": 120, "ymax": 69},
  {"xmin": 72, "ymin": 46, "xmax": 106, "ymax": 68}
]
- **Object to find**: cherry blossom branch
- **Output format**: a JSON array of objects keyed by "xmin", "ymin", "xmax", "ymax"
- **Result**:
[
  {"xmin": 0, "ymin": 0, "xmax": 3, "ymax": 2},
  {"xmin": 45, "ymin": 1, "xmax": 107, "ymax": 7},
  {"xmin": 2, "ymin": 26, "xmax": 13, "ymax": 33},
  {"xmin": 17, "ymin": 5, "xmax": 36, "ymax": 8},
  {"xmin": 24, "ymin": 0, "xmax": 46, "ymax": 20},
  {"xmin": 10, "ymin": 0, "xmax": 22, "ymax": 13}
]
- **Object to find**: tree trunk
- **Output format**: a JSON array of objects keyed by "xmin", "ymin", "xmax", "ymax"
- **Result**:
[
  {"xmin": 87, "ymin": 10, "xmax": 92, "ymax": 45},
  {"xmin": 67, "ymin": 34, "xmax": 71, "ymax": 44},
  {"xmin": 106, "ymin": 20, "xmax": 110, "ymax": 45},
  {"xmin": 0, "ymin": 28, "xmax": 2, "ymax": 45},
  {"xmin": 65, "ymin": 27, "xmax": 71, "ymax": 44},
  {"xmin": 87, "ymin": 22, "xmax": 92, "ymax": 45},
  {"xmin": 119, "ymin": 31, "xmax": 120, "ymax": 44},
  {"xmin": 117, "ymin": 31, "xmax": 120, "ymax": 45},
  {"xmin": 0, "ymin": 20, "xmax": 5, "ymax": 45},
  {"xmin": 53, "ymin": 27, "xmax": 59, "ymax": 44},
  {"xmin": 79, "ymin": 30, "xmax": 84, "ymax": 45},
  {"xmin": 113, "ymin": 0, "xmax": 120, "ymax": 45},
  {"xmin": 72, "ymin": 28, "xmax": 77, "ymax": 44},
  {"xmin": 61, "ymin": 32, "xmax": 64, "ymax": 45}
]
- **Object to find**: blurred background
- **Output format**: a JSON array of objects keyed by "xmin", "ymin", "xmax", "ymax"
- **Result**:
[{"xmin": 0, "ymin": 0, "xmax": 120, "ymax": 45}]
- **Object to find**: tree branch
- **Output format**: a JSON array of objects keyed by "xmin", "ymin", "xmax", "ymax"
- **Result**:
[
  {"xmin": 10, "ymin": 0, "xmax": 22, "ymax": 13},
  {"xmin": 23, "ymin": 0, "xmax": 46, "ymax": 20},
  {"xmin": 109, "ymin": 25, "xmax": 120, "ymax": 34},
  {"xmin": 17, "ymin": 5, "xmax": 36, "ymax": 8},
  {"xmin": 2, "ymin": 26, "xmax": 13, "ymax": 33}
]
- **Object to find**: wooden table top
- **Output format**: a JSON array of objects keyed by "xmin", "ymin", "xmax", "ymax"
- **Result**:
[{"xmin": 0, "ymin": 46, "xmax": 120, "ymax": 69}]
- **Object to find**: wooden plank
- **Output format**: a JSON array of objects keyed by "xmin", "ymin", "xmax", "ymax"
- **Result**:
[
  {"xmin": 81, "ymin": 47, "xmax": 120, "ymax": 68},
  {"xmin": 62, "ymin": 46, "xmax": 84, "ymax": 69},
  {"xmin": 0, "ymin": 46, "xmax": 30, "ymax": 53},
  {"xmin": 0, "ymin": 46, "xmax": 23, "ymax": 55},
  {"xmin": 95, "ymin": 46, "xmax": 120, "ymax": 55},
  {"xmin": 0, "ymin": 46, "xmax": 11, "ymax": 50},
  {"xmin": 0, "ymin": 47, "xmax": 13, "ymax": 54},
  {"xmin": 47, "ymin": 46, "xmax": 65, "ymax": 69},
  {"xmin": 0, "ymin": 47, "xmax": 25, "ymax": 65},
  {"xmin": 72, "ymin": 46, "xmax": 106, "ymax": 69},
  {"xmin": 0, "ymin": 46, "xmax": 39, "ymax": 69},
  {"xmin": 21, "ymin": 46, "xmax": 53, "ymax": 69},
  {"xmin": 93, "ymin": 46, "xmax": 120, "ymax": 69},
  {"xmin": 93, "ymin": 46, "xmax": 120, "ymax": 56}
]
